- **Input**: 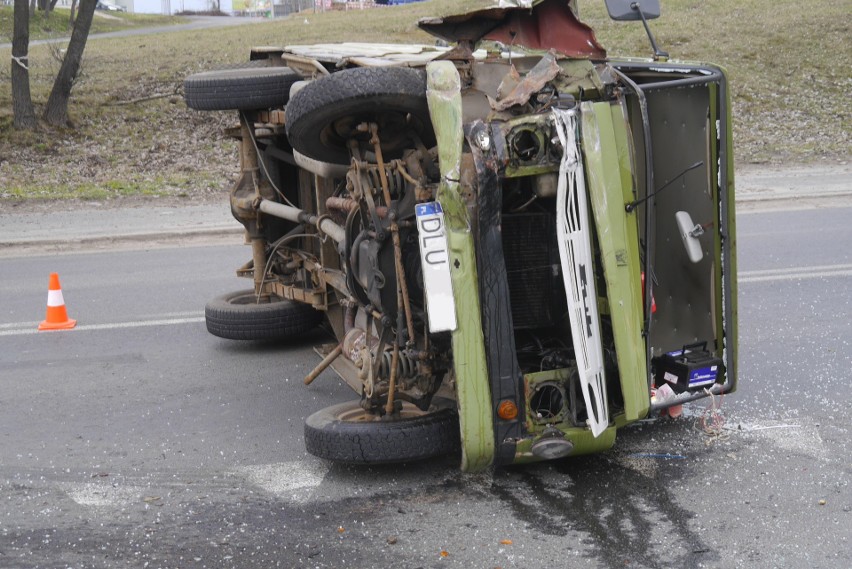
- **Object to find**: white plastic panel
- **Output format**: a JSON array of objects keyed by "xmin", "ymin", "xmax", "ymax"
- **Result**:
[{"xmin": 553, "ymin": 109, "xmax": 610, "ymax": 437}]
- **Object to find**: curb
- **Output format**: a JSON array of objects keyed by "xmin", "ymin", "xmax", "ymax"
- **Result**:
[{"xmin": 0, "ymin": 227, "xmax": 243, "ymax": 258}]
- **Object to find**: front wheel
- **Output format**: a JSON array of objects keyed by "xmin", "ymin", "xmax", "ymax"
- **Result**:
[{"xmin": 304, "ymin": 398, "xmax": 460, "ymax": 464}]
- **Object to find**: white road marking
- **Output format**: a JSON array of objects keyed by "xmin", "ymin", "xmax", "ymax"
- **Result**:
[
  {"xmin": 0, "ymin": 317, "xmax": 205, "ymax": 337},
  {"xmin": 0, "ymin": 321, "xmax": 40, "ymax": 329},
  {"xmin": 235, "ymin": 461, "xmax": 328, "ymax": 504},
  {"xmin": 739, "ymin": 263, "xmax": 852, "ymax": 283}
]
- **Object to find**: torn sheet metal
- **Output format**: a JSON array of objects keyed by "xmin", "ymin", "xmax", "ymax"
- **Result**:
[
  {"xmin": 418, "ymin": 0, "xmax": 606, "ymax": 59},
  {"xmin": 285, "ymin": 43, "xmax": 449, "ymax": 65},
  {"xmin": 283, "ymin": 42, "xmax": 521, "ymax": 68},
  {"xmin": 489, "ymin": 50, "xmax": 560, "ymax": 111}
]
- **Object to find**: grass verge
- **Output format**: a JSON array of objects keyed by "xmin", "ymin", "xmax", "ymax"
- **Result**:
[
  {"xmin": 0, "ymin": 7, "xmax": 182, "ymax": 43},
  {"xmin": 0, "ymin": 0, "xmax": 849, "ymax": 203}
]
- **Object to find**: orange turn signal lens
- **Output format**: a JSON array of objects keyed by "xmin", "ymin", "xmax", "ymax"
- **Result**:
[{"xmin": 497, "ymin": 400, "xmax": 519, "ymax": 421}]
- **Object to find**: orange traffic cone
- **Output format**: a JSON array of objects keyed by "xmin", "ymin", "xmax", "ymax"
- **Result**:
[{"xmin": 38, "ymin": 273, "xmax": 77, "ymax": 331}]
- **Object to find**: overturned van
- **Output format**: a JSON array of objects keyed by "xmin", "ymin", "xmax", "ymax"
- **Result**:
[{"xmin": 184, "ymin": 0, "xmax": 737, "ymax": 472}]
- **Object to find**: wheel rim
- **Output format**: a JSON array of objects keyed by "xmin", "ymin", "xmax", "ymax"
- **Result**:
[
  {"xmin": 228, "ymin": 292, "xmax": 282, "ymax": 306},
  {"xmin": 320, "ymin": 111, "xmax": 427, "ymax": 157},
  {"xmin": 336, "ymin": 402, "xmax": 435, "ymax": 423}
]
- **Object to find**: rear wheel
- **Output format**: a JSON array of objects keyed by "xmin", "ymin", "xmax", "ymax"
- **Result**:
[
  {"xmin": 304, "ymin": 398, "xmax": 460, "ymax": 464},
  {"xmin": 205, "ymin": 289, "xmax": 322, "ymax": 341},
  {"xmin": 285, "ymin": 66, "xmax": 434, "ymax": 164},
  {"xmin": 184, "ymin": 66, "xmax": 300, "ymax": 111}
]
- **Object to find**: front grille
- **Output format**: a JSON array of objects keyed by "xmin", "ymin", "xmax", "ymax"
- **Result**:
[{"xmin": 501, "ymin": 213, "xmax": 566, "ymax": 329}]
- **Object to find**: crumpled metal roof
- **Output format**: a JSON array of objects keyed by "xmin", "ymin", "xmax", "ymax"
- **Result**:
[{"xmin": 418, "ymin": 0, "xmax": 606, "ymax": 59}]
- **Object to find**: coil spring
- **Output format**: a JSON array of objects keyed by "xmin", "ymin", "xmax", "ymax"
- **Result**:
[
  {"xmin": 366, "ymin": 167, "xmax": 404, "ymax": 198},
  {"xmin": 379, "ymin": 350, "xmax": 418, "ymax": 380}
]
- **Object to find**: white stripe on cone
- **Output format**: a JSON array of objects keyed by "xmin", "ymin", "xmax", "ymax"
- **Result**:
[{"xmin": 47, "ymin": 289, "xmax": 65, "ymax": 307}]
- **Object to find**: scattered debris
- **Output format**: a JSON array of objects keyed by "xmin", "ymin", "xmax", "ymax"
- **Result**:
[{"xmin": 629, "ymin": 453, "xmax": 687, "ymax": 460}]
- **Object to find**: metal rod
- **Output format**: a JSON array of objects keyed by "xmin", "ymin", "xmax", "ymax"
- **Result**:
[
  {"xmin": 257, "ymin": 199, "xmax": 345, "ymax": 244},
  {"xmin": 251, "ymin": 238, "xmax": 267, "ymax": 294},
  {"xmin": 384, "ymin": 342, "xmax": 400, "ymax": 415},
  {"xmin": 304, "ymin": 344, "xmax": 343, "ymax": 385},
  {"xmin": 369, "ymin": 123, "xmax": 416, "ymax": 345}
]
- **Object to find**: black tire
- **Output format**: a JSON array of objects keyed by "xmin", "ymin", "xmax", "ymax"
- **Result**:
[
  {"xmin": 205, "ymin": 289, "xmax": 322, "ymax": 341},
  {"xmin": 184, "ymin": 66, "xmax": 300, "ymax": 111},
  {"xmin": 285, "ymin": 66, "xmax": 435, "ymax": 164},
  {"xmin": 304, "ymin": 399, "xmax": 460, "ymax": 464},
  {"xmin": 210, "ymin": 60, "xmax": 273, "ymax": 71}
]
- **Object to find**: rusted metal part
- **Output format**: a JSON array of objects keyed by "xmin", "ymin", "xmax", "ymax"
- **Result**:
[
  {"xmin": 251, "ymin": 238, "xmax": 267, "ymax": 294},
  {"xmin": 496, "ymin": 65, "xmax": 522, "ymax": 101},
  {"xmin": 269, "ymin": 281, "xmax": 326, "ymax": 307},
  {"xmin": 314, "ymin": 343, "xmax": 364, "ymax": 394},
  {"xmin": 280, "ymin": 53, "xmax": 330, "ymax": 78},
  {"xmin": 326, "ymin": 196, "xmax": 359, "ymax": 213},
  {"xmin": 236, "ymin": 258, "xmax": 254, "ymax": 278},
  {"xmin": 231, "ymin": 118, "xmax": 260, "ymax": 223},
  {"xmin": 490, "ymin": 50, "xmax": 561, "ymax": 111},
  {"xmin": 384, "ymin": 342, "xmax": 401, "ymax": 415},
  {"xmin": 325, "ymin": 196, "xmax": 390, "ymax": 219},
  {"xmin": 250, "ymin": 46, "xmax": 285, "ymax": 61},
  {"xmin": 255, "ymin": 110, "xmax": 286, "ymax": 125},
  {"xmin": 304, "ymin": 343, "xmax": 343, "ymax": 385},
  {"xmin": 418, "ymin": 0, "xmax": 605, "ymax": 59},
  {"xmin": 368, "ymin": 123, "xmax": 416, "ymax": 347},
  {"xmin": 300, "ymin": 257, "xmax": 348, "ymax": 297},
  {"xmin": 435, "ymin": 40, "xmax": 477, "ymax": 63}
]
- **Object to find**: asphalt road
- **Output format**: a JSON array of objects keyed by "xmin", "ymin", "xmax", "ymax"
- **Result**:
[
  {"xmin": 0, "ymin": 204, "xmax": 850, "ymax": 568},
  {"xmin": 0, "ymin": 16, "xmax": 268, "ymax": 50}
]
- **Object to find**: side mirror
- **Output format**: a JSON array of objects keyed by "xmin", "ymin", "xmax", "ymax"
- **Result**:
[
  {"xmin": 605, "ymin": 0, "xmax": 660, "ymax": 21},
  {"xmin": 605, "ymin": 0, "xmax": 667, "ymax": 60},
  {"xmin": 675, "ymin": 211, "xmax": 704, "ymax": 264}
]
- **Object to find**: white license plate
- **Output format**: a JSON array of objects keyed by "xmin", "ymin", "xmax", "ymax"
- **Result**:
[{"xmin": 415, "ymin": 202, "xmax": 457, "ymax": 333}]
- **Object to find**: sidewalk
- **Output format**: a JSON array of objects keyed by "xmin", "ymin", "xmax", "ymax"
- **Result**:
[
  {"xmin": 735, "ymin": 163, "xmax": 851, "ymax": 202},
  {"xmin": 0, "ymin": 164, "xmax": 849, "ymax": 255},
  {"xmin": 0, "ymin": 203, "xmax": 241, "ymax": 256}
]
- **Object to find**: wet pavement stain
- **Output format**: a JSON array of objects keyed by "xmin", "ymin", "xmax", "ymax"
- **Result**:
[{"xmin": 490, "ymin": 446, "xmax": 719, "ymax": 568}]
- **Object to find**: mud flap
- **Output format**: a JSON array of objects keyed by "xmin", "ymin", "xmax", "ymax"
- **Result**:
[
  {"xmin": 553, "ymin": 109, "xmax": 610, "ymax": 437},
  {"xmin": 426, "ymin": 61, "xmax": 495, "ymax": 472}
]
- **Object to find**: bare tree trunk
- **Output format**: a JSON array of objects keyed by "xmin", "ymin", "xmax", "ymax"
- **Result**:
[
  {"xmin": 70, "ymin": 0, "xmax": 77, "ymax": 25},
  {"xmin": 43, "ymin": 0, "xmax": 97, "ymax": 127},
  {"xmin": 29, "ymin": 0, "xmax": 36, "ymax": 17},
  {"xmin": 12, "ymin": 0, "xmax": 37, "ymax": 130},
  {"xmin": 46, "ymin": 0, "xmax": 59, "ymax": 17}
]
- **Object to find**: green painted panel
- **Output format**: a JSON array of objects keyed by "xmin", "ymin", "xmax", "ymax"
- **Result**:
[
  {"xmin": 512, "ymin": 426, "xmax": 617, "ymax": 464},
  {"xmin": 426, "ymin": 61, "xmax": 494, "ymax": 473},
  {"xmin": 581, "ymin": 101, "xmax": 649, "ymax": 422}
]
